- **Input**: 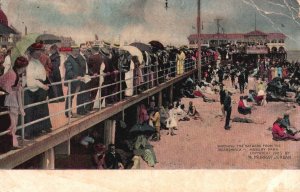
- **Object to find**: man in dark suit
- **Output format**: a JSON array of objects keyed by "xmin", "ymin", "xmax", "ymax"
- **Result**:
[
  {"xmin": 100, "ymin": 42, "xmax": 114, "ymax": 105},
  {"xmin": 49, "ymin": 44, "xmax": 64, "ymax": 102},
  {"xmin": 87, "ymin": 45, "xmax": 103, "ymax": 110},
  {"xmin": 217, "ymin": 67, "xmax": 224, "ymax": 84},
  {"xmin": 238, "ymin": 71, "xmax": 245, "ymax": 94},
  {"xmin": 219, "ymin": 84, "xmax": 226, "ymax": 117},
  {"xmin": 76, "ymin": 43, "xmax": 91, "ymax": 114},
  {"xmin": 64, "ymin": 46, "xmax": 85, "ymax": 118},
  {"xmin": 224, "ymin": 91, "xmax": 232, "ymax": 130}
]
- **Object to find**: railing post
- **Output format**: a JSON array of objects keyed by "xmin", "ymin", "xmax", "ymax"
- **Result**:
[
  {"xmin": 99, "ymin": 74, "xmax": 102, "ymax": 111},
  {"xmin": 147, "ymin": 66, "xmax": 150, "ymax": 90},
  {"xmin": 40, "ymin": 148, "xmax": 55, "ymax": 169},
  {"xmin": 135, "ymin": 73, "xmax": 138, "ymax": 95},
  {"xmin": 156, "ymin": 65, "xmax": 159, "ymax": 85},
  {"xmin": 119, "ymin": 70, "xmax": 122, "ymax": 101},
  {"xmin": 169, "ymin": 84, "xmax": 173, "ymax": 104},
  {"xmin": 21, "ymin": 88, "xmax": 25, "ymax": 140},
  {"xmin": 158, "ymin": 91, "xmax": 162, "ymax": 107},
  {"xmin": 67, "ymin": 81, "xmax": 71, "ymax": 125}
]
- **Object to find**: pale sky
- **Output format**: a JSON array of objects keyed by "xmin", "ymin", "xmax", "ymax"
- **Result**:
[{"xmin": 2, "ymin": 0, "xmax": 300, "ymax": 49}]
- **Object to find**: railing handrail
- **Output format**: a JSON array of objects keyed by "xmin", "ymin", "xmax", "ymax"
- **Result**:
[{"xmin": 0, "ymin": 58, "xmax": 198, "ymax": 139}]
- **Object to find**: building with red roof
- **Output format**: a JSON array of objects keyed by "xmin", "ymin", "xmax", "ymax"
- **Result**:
[
  {"xmin": 188, "ymin": 30, "xmax": 287, "ymax": 52},
  {"xmin": 0, "ymin": 5, "xmax": 21, "ymax": 48}
]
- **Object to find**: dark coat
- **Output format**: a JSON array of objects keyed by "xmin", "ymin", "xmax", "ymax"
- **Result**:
[
  {"xmin": 104, "ymin": 152, "xmax": 122, "ymax": 169},
  {"xmin": 111, "ymin": 50, "xmax": 120, "ymax": 71},
  {"xmin": 224, "ymin": 94, "xmax": 232, "ymax": 111},
  {"xmin": 219, "ymin": 89, "xmax": 226, "ymax": 104},
  {"xmin": 88, "ymin": 54, "xmax": 103, "ymax": 75},
  {"xmin": 77, "ymin": 54, "xmax": 87, "ymax": 76},
  {"xmin": 238, "ymin": 73, "xmax": 245, "ymax": 84},
  {"xmin": 64, "ymin": 55, "xmax": 83, "ymax": 88},
  {"xmin": 49, "ymin": 51, "xmax": 64, "ymax": 99},
  {"xmin": 50, "ymin": 51, "xmax": 60, "ymax": 69}
]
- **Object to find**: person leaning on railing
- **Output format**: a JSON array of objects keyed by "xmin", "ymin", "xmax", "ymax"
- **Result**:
[
  {"xmin": 0, "ymin": 56, "xmax": 28, "ymax": 149},
  {"xmin": 64, "ymin": 45, "xmax": 86, "ymax": 117},
  {"xmin": 24, "ymin": 42, "xmax": 52, "ymax": 139}
]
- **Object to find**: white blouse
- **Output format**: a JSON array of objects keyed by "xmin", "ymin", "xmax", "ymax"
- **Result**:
[
  {"xmin": 3, "ymin": 55, "xmax": 12, "ymax": 74},
  {"xmin": 26, "ymin": 58, "xmax": 46, "ymax": 92}
]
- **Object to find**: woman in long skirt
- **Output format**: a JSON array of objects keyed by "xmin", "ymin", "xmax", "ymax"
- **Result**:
[{"xmin": 24, "ymin": 43, "xmax": 52, "ymax": 139}]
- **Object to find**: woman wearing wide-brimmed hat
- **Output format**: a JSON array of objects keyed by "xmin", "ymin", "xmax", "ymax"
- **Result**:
[{"xmin": 24, "ymin": 42, "xmax": 52, "ymax": 139}]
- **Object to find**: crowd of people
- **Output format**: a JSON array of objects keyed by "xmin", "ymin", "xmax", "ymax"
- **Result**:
[
  {"xmin": 0, "ymin": 39, "xmax": 212, "ymax": 153},
  {"xmin": 0, "ymin": 37, "xmax": 299, "ymax": 167}
]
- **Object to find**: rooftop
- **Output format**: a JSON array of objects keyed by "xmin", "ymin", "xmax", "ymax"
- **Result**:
[{"xmin": 188, "ymin": 30, "xmax": 286, "ymax": 41}]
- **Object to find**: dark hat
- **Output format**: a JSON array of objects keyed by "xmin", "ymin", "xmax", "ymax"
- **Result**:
[
  {"xmin": 99, "ymin": 47, "xmax": 110, "ymax": 57},
  {"xmin": 14, "ymin": 56, "xmax": 29, "ymax": 68},
  {"xmin": 92, "ymin": 44, "xmax": 100, "ymax": 51},
  {"xmin": 29, "ymin": 42, "xmax": 44, "ymax": 50}
]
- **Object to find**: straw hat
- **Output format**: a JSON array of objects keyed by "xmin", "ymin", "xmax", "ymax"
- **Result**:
[
  {"xmin": 112, "ymin": 42, "xmax": 120, "ymax": 49},
  {"xmin": 70, "ymin": 45, "xmax": 80, "ymax": 51},
  {"xmin": 103, "ymin": 40, "xmax": 111, "ymax": 48}
]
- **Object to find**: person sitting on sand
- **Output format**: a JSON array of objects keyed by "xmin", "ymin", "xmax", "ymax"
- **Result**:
[
  {"xmin": 237, "ymin": 96, "xmax": 252, "ymax": 115},
  {"xmin": 187, "ymin": 101, "xmax": 203, "ymax": 121},
  {"xmin": 247, "ymin": 90, "xmax": 256, "ymax": 102},
  {"xmin": 272, "ymin": 117, "xmax": 300, "ymax": 141},
  {"xmin": 193, "ymin": 83, "xmax": 216, "ymax": 103},
  {"xmin": 177, "ymin": 104, "xmax": 190, "ymax": 121},
  {"xmin": 252, "ymin": 81, "xmax": 266, "ymax": 106},
  {"xmin": 280, "ymin": 113, "xmax": 299, "ymax": 135}
]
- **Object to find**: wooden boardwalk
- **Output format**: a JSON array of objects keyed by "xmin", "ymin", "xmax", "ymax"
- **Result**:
[{"xmin": 0, "ymin": 69, "xmax": 197, "ymax": 168}]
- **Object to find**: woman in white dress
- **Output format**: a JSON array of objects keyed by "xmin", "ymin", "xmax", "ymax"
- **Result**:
[{"xmin": 124, "ymin": 58, "xmax": 134, "ymax": 97}]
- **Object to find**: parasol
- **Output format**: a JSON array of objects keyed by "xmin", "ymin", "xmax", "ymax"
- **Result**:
[
  {"xmin": 120, "ymin": 45, "xmax": 143, "ymax": 64},
  {"xmin": 11, "ymin": 33, "xmax": 41, "ymax": 64},
  {"xmin": 149, "ymin": 40, "xmax": 164, "ymax": 51},
  {"xmin": 130, "ymin": 42, "xmax": 152, "ymax": 53},
  {"xmin": 36, "ymin": 34, "xmax": 61, "ymax": 44},
  {"xmin": 129, "ymin": 123, "xmax": 156, "ymax": 134}
]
